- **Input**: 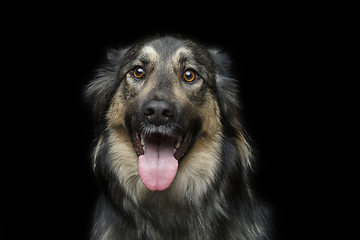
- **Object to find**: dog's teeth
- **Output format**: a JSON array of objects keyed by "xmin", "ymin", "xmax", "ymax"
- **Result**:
[
  {"xmin": 141, "ymin": 134, "xmax": 145, "ymax": 145},
  {"xmin": 174, "ymin": 135, "xmax": 182, "ymax": 149},
  {"xmin": 176, "ymin": 136, "xmax": 182, "ymax": 142},
  {"xmin": 173, "ymin": 148, "xmax": 176, "ymax": 154},
  {"xmin": 143, "ymin": 146, "xmax": 145, "ymax": 152}
]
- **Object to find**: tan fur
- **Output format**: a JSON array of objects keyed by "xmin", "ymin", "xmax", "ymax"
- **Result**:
[
  {"xmin": 93, "ymin": 136, "xmax": 103, "ymax": 170},
  {"xmin": 89, "ymin": 37, "xmax": 271, "ymax": 240},
  {"xmin": 106, "ymin": 127, "xmax": 146, "ymax": 204},
  {"xmin": 106, "ymin": 81, "xmax": 128, "ymax": 130},
  {"xmin": 236, "ymin": 132, "xmax": 253, "ymax": 170},
  {"xmin": 140, "ymin": 46, "xmax": 159, "ymax": 63},
  {"xmin": 172, "ymin": 47, "xmax": 192, "ymax": 65},
  {"xmin": 94, "ymin": 44, "xmax": 246, "ymax": 204},
  {"xmin": 96, "ymin": 84, "xmax": 223, "ymax": 205},
  {"xmin": 93, "ymin": 44, "xmax": 227, "ymax": 205},
  {"xmin": 170, "ymin": 93, "xmax": 223, "ymax": 204}
]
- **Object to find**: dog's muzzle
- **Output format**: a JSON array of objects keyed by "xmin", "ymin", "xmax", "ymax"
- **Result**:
[
  {"xmin": 143, "ymin": 100, "xmax": 174, "ymax": 126},
  {"xmin": 132, "ymin": 99, "xmax": 194, "ymax": 191}
]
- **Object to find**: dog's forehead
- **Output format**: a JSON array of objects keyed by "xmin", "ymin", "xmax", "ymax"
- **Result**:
[
  {"xmin": 129, "ymin": 37, "xmax": 216, "ymax": 84},
  {"xmin": 139, "ymin": 38, "xmax": 195, "ymax": 63},
  {"xmin": 137, "ymin": 45, "xmax": 160, "ymax": 62}
]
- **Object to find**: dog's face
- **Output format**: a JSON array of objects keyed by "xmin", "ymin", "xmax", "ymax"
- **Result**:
[
  {"xmin": 117, "ymin": 39, "xmax": 217, "ymax": 136},
  {"xmin": 86, "ymin": 36, "xmax": 248, "ymax": 200}
]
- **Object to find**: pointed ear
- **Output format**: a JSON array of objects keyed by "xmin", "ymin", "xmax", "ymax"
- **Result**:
[{"xmin": 84, "ymin": 48, "xmax": 127, "ymax": 128}]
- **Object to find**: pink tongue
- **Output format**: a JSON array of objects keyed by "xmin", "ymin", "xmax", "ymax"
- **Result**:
[{"xmin": 138, "ymin": 135, "xmax": 178, "ymax": 191}]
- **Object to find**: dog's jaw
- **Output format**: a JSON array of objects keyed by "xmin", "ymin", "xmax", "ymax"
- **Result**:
[
  {"xmin": 132, "ymin": 131, "xmax": 193, "ymax": 191},
  {"xmin": 133, "ymin": 131, "xmax": 193, "ymax": 161}
]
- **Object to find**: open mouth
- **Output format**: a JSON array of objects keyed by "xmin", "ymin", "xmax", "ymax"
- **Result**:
[
  {"xmin": 133, "ymin": 131, "xmax": 193, "ymax": 191},
  {"xmin": 133, "ymin": 131, "xmax": 193, "ymax": 161}
]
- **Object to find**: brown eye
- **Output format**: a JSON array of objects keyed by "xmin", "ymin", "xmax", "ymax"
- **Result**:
[
  {"xmin": 133, "ymin": 67, "xmax": 145, "ymax": 78},
  {"xmin": 183, "ymin": 70, "xmax": 196, "ymax": 82}
]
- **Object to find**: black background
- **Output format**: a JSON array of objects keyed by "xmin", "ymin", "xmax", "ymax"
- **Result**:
[{"xmin": 3, "ymin": 7, "xmax": 326, "ymax": 240}]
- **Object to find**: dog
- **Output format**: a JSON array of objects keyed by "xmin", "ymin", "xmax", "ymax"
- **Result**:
[{"xmin": 85, "ymin": 35, "xmax": 272, "ymax": 239}]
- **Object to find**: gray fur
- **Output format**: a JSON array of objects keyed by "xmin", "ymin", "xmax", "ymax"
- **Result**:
[{"xmin": 85, "ymin": 35, "xmax": 273, "ymax": 240}]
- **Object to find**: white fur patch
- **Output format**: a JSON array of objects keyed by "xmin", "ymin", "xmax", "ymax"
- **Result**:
[
  {"xmin": 172, "ymin": 47, "xmax": 192, "ymax": 65},
  {"xmin": 140, "ymin": 45, "xmax": 159, "ymax": 63}
]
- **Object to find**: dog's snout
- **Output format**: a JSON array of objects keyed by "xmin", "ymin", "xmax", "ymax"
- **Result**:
[{"xmin": 143, "ymin": 100, "xmax": 174, "ymax": 126}]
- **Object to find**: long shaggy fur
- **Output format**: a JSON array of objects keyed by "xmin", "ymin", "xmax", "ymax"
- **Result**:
[{"xmin": 85, "ymin": 35, "xmax": 272, "ymax": 240}]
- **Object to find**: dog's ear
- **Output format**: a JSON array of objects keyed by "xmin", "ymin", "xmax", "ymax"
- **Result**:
[
  {"xmin": 210, "ymin": 49, "xmax": 253, "ymax": 169},
  {"xmin": 209, "ymin": 49, "xmax": 240, "ymax": 121},
  {"xmin": 84, "ymin": 48, "xmax": 127, "ymax": 129}
]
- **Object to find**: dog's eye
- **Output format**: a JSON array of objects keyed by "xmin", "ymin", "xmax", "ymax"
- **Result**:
[
  {"xmin": 133, "ymin": 67, "xmax": 145, "ymax": 78},
  {"xmin": 183, "ymin": 70, "xmax": 196, "ymax": 82}
]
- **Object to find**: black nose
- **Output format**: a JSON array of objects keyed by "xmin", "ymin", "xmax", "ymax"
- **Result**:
[{"xmin": 143, "ymin": 100, "xmax": 174, "ymax": 126}]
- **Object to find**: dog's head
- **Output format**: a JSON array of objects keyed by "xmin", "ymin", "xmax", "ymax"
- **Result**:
[{"xmin": 86, "ymin": 36, "xmax": 251, "ymax": 196}]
